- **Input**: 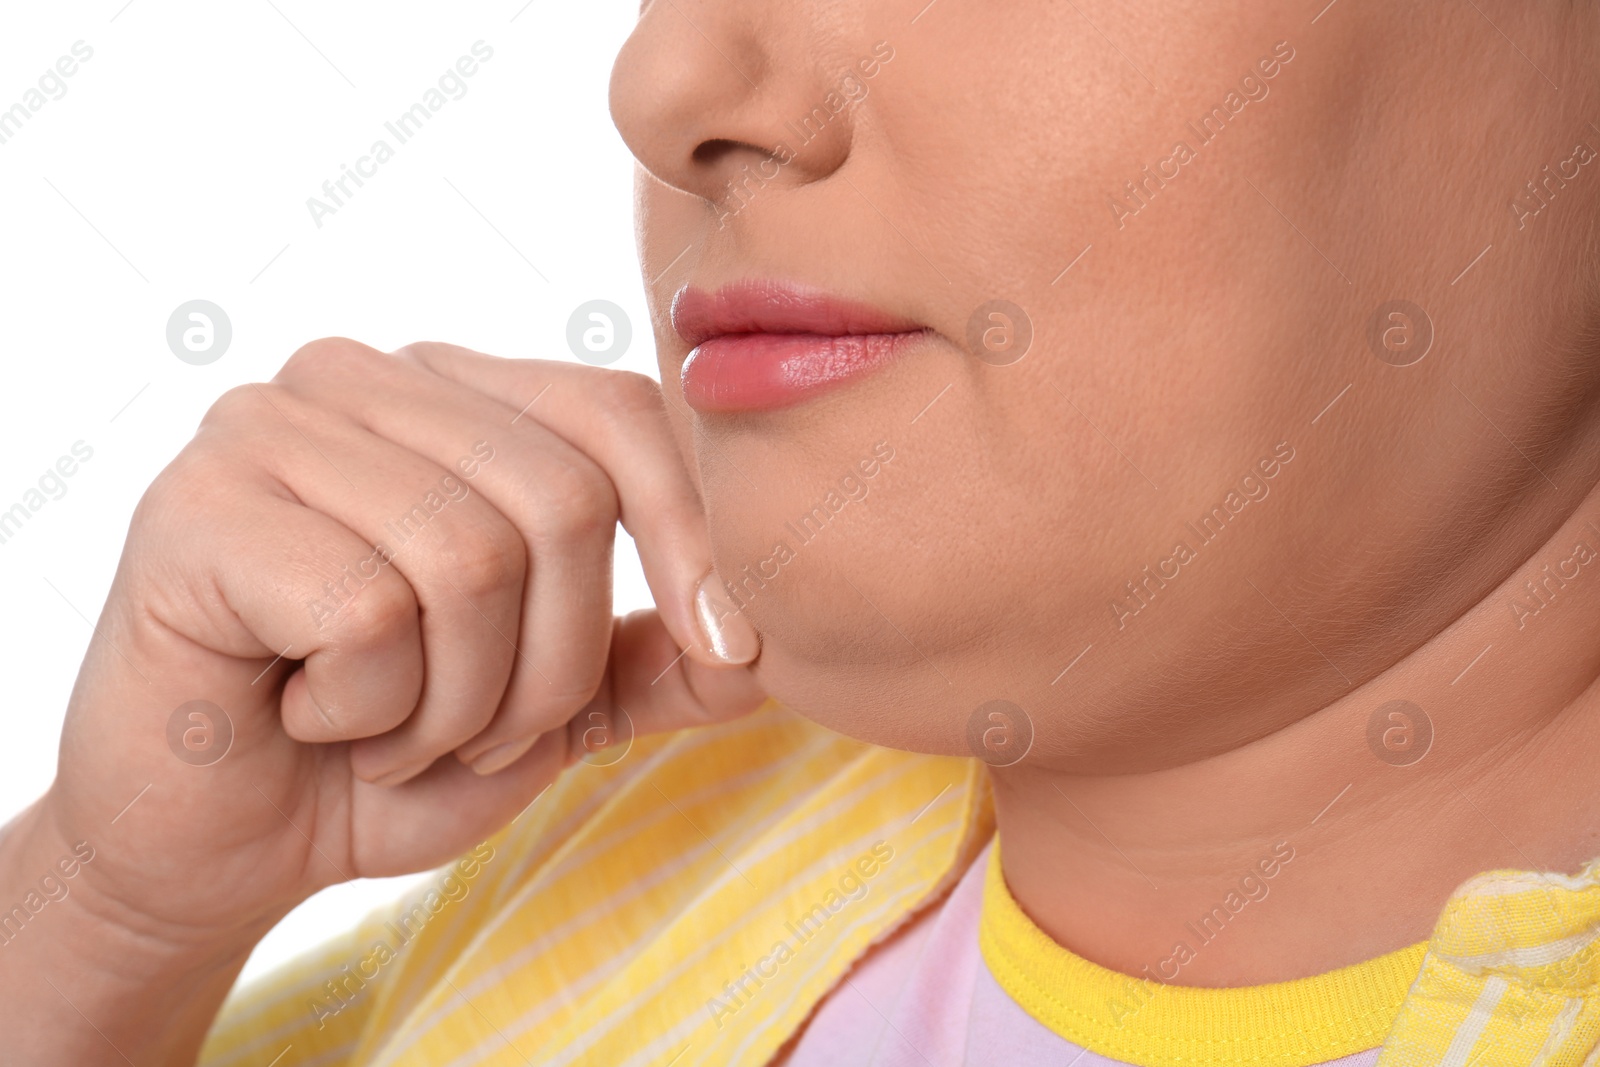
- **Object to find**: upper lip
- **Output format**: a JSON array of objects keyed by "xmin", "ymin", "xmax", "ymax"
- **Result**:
[{"xmin": 671, "ymin": 280, "xmax": 925, "ymax": 347}]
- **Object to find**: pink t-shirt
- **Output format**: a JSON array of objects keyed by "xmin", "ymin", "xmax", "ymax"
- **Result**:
[{"xmin": 778, "ymin": 841, "xmax": 1379, "ymax": 1067}]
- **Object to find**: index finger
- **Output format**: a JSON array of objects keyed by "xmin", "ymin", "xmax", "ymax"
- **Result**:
[{"xmin": 398, "ymin": 342, "xmax": 758, "ymax": 669}]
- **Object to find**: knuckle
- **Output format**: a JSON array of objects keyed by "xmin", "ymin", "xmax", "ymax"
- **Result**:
[
  {"xmin": 199, "ymin": 382, "xmax": 275, "ymax": 430},
  {"xmin": 599, "ymin": 369, "xmax": 666, "ymax": 420},
  {"xmin": 328, "ymin": 575, "xmax": 415, "ymax": 648},
  {"xmin": 433, "ymin": 522, "xmax": 526, "ymax": 599},
  {"xmin": 416, "ymin": 692, "xmax": 505, "ymax": 753},
  {"xmin": 518, "ymin": 649, "xmax": 609, "ymax": 727},
  {"xmin": 131, "ymin": 456, "xmax": 199, "ymax": 536},
  {"xmin": 533, "ymin": 459, "xmax": 618, "ymax": 545},
  {"xmin": 391, "ymin": 340, "xmax": 457, "ymax": 367},
  {"xmin": 278, "ymin": 336, "xmax": 382, "ymax": 387},
  {"xmin": 536, "ymin": 673, "xmax": 607, "ymax": 727},
  {"xmin": 434, "ymin": 706, "xmax": 500, "ymax": 753}
]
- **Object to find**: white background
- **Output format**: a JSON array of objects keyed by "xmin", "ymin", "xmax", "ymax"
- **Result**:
[{"xmin": 0, "ymin": 0, "xmax": 655, "ymax": 983}]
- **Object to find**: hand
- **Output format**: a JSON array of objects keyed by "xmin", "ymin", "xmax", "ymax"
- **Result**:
[{"xmin": 37, "ymin": 337, "xmax": 764, "ymax": 954}]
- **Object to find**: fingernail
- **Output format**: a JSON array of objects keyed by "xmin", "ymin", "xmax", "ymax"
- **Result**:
[
  {"xmin": 694, "ymin": 571, "xmax": 760, "ymax": 665},
  {"xmin": 371, "ymin": 760, "xmax": 431, "ymax": 788},
  {"xmin": 470, "ymin": 736, "xmax": 538, "ymax": 776}
]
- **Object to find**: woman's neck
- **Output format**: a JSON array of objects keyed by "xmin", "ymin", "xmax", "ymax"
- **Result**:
[{"xmin": 990, "ymin": 489, "xmax": 1600, "ymax": 986}]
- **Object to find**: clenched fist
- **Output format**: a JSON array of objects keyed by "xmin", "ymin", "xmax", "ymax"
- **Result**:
[{"xmin": 0, "ymin": 338, "xmax": 764, "ymax": 1066}]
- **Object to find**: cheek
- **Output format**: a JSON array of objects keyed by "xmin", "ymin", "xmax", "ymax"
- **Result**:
[
  {"xmin": 855, "ymin": 4, "xmax": 1308, "ymax": 465},
  {"xmin": 630, "ymin": 0, "xmax": 1375, "ymax": 761},
  {"xmin": 692, "ymin": 364, "xmax": 1117, "ymax": 751}
]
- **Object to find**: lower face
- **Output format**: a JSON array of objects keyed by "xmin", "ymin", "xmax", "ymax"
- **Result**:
[{"xmin": 632, "ymin": 0, "xmax": 1600, "ymax": 772}]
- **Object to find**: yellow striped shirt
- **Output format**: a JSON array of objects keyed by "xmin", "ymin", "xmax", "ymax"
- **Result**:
[{"xmin": 195, "ymin": 701, "xmax": 1600, "ymax": 1067}]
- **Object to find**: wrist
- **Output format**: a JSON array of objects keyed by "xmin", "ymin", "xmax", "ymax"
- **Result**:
[
  {"xmin": 0, "ymin": 797, "xmax": 265, "ymax": 1066},
  {"xmin": 17, "ymin": 789, "xmax": 272, "ymax": 964}
]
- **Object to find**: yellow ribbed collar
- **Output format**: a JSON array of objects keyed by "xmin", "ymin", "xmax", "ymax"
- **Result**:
[{"xmin": 979, "ymin": 841, "xmax": 1429, "ymax": 1066}]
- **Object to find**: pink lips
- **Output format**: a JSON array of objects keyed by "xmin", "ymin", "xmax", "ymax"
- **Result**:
[{"xmin": 672, "ymin": 280, "xmax": 927, "ymax": 413}]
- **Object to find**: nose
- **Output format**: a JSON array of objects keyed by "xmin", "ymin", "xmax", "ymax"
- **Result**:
[{"xmin": 609, "ymin": 0, "xmax": 853, "ymax": 208}]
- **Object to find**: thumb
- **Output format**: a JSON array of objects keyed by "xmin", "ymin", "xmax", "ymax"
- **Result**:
[{"xmin": 565, "ymin": 609, "xmax": 768, "ymax": 765}]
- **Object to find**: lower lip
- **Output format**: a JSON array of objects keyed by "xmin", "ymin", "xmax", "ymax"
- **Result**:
[{"xmin": 681, "ymin": 331, "xmax": 925, "ymax": 413}]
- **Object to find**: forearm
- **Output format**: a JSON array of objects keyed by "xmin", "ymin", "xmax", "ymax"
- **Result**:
[{"xmin": 0, "ymin": 800, "xmax": 259, "ymax": 1067}]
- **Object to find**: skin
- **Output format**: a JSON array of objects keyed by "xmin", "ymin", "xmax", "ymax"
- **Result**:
[
  {"xmin": 612, "ymin": 0, "xmax": 1600, "ymax": 984},
  {"xmin": 0, "ymin": 347, "xmax": 765, "ymax": 1064},
  {"xmin": 6, "ymin": 1, "xmax": 1600, "ymax": 1063}
]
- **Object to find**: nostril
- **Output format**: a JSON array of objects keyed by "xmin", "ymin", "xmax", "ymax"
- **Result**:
[
  {"xmin": 692, "ymin": 138, "xmax": 757, "ymax": 167},
  {"xmin": 610, "ymin": 8, "xmax": 851, "ymax": 201}
]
